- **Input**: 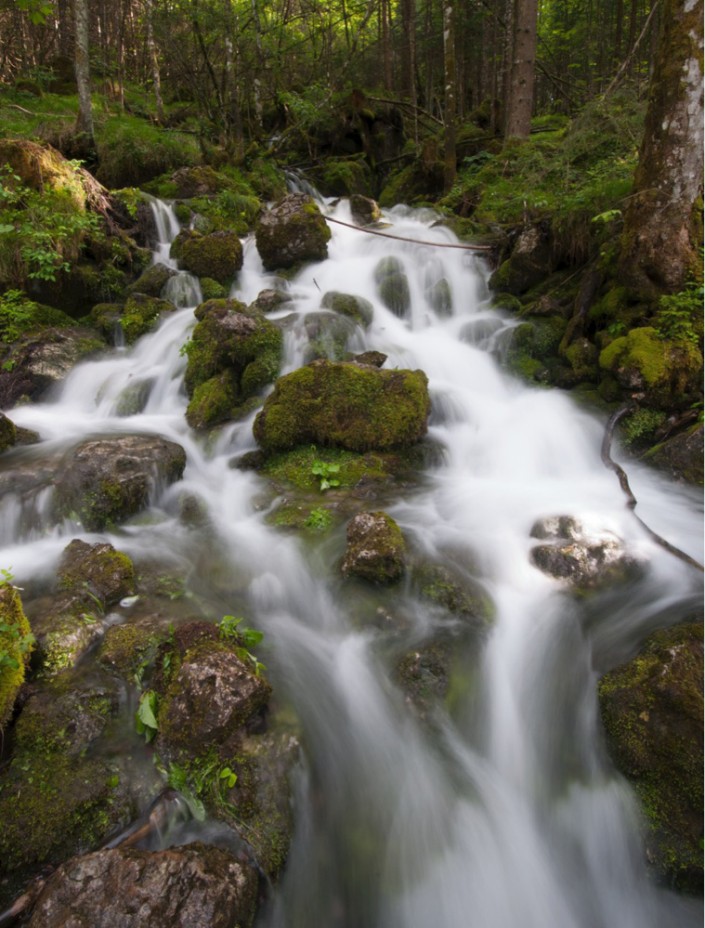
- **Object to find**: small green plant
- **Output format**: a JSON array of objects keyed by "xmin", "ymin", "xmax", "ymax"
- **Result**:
[
  {"xmin": 135, "ymin": 689, "xmax": 159, "ymax": 742},
  {"xmin": 311, "ymin": 460, "xmax": 340, "ymax": 491},
  {"xmin": 218, "ymin": 614, "xmax": 266, "ymax": 676},
  {"xmin": 219, "ymin": 766, "xmax": 238, "ymax": 789},
  {"xmin": 304, "ymin": 507, "xmax": 332, "ymax": 531},
  {"xmin": 655, "ymin": 284, "xmax": 703, "ymax": 346}
]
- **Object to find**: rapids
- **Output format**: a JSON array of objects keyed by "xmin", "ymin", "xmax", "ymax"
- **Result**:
[{"xmin": 2, "ymin": 196, "xmax": 702, "ymax": 927}]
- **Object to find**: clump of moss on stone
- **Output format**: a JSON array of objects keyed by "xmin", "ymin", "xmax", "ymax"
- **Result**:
[
  {"xmin": 178, "ymin": 231, "xmax": 244, "ymax": 285},
  {"xmin": 598, "ymin": 622, "xmax": 703, "ymax": 892},
  {"xmin": 253, "ymin": 360, "xmax": 430, "ymax": 454},
  {"xmin": 120, "ymin": 293, "xmax": 175, "ymax": 344},
  {"xmin": 0, "ymin": 582, "xmax": 33, "ymax": 731},
  {"xmin": 320, "ymin": 291, "xmax": 373, "ymax": 328}
]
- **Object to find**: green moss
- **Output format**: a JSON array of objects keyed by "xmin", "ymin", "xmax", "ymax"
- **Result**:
[
  {"xmin": 186, "ymin": 371, "xmax": 239, "ymax": 430},
  {"xmin": 179, "ymin": 231, "xmax": 244, "ymax": 284},
  {"xmin": 254, "ymin": 361, "xmax": 430, "ymax": 454},
  {"xmin": 0, "ymin": 584, "xmax": 33, "ymax": 731},
  {"xmin": 120, "ymin": 294, "xmax": 175, "ymax": 344},
  {"xmin": 0, "ymin": 290, "xmax": 75, "ymax": 343},
  {"xmin": 199, "ymin": 277, "xmax": 228, "ymax": 301},
  {"xmin": 261, "ymin": 444, "xmax": 393, "ymax": 491}
]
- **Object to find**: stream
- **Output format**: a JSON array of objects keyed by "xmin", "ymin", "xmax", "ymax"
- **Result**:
[{"xmin": 2, "ymin": 194, "xmax": 703, "ymax": 927}]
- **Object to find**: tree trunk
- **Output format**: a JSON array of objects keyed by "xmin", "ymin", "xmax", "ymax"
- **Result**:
[
  {"xmin": 618, "ymin": 0, "xmax": 704, "ymax": 298},
  {"xmin": 145, "ymin": 0, "xmax": 164, "ymax": 122},
  {"xmin": 73, "ymin": 0, "xmax": 95, "ymax": 145},
  {"xmin": 504, "ymin": 0, "xmax": 538, "ymax": 139},
  {"xmin": 442, "ymin": 0, "xmax": 457, "ymax": 192}
]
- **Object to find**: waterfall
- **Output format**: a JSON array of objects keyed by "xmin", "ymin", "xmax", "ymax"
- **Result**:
[{"xmin": 1, "ymin": 197, "xmax": 701, "ymax": 927}]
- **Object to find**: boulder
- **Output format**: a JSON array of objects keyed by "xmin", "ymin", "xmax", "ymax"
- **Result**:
[
  {"xmin": 0, "ymin": 328, "xmax": 105, "ymax": 408},
  {"xmin": 250, "ymin": 288, "xmax": 292, "ymax": 314},
  {"xmin": 0, "ymin": 411, "xmax": 17, "ymax": 452},
  {"xmin": 0, "ymin": 584, "xmax": 33, "ymax": 731},
  {"xmin": 320, "ymin": 290, "xmax": 374, "ymax": 328},
  {"xmin": 120, "ymin": 293, "xmax": 176, "ymax": 344},
  {"xmin": 178, "ymin": 230, "xmax": 243, "ymax": 284},
  {"xmin": 184, "ymin": 299, "xmax": 282, "ymax": 429},
  {"xmin": 341, "ymin": 510, "xmax": 406, "ymax": 584},
  {"xmin": 350, "ymin": 194, "xmax": 381, "ymax": 225},
  {"xmin": 598, "ymin": 622, "xmax": 703, "ymax": 892},
  {"xmin": 27, "ymin": 842, "xmax": 258, "ymax": 928},
  {"xmin": 374, "ymin": 256, "xmax": 411, "ymax": 318},
  {"xmin": 644, "ymin": 423, "xmax": 704, "ymax": 485},
  {"xmin": 599, "ymin": 327, "xmax": 702, "ymax": 409},
  {"xmin": 57, "ymin": 539, "xmax": 135, "ymax": 608},
  {"xmin": 488, "ymin": 224, "xmax": 556, "ymax": 295},
  {"xmin": 169, "ymin": 165, "xmax": 225, "ymax": 199},
  {"xmin": 529, "ymin": 515, "xmax": 642, "ymax": 591},
  {"xmin": 53, "ymin": 434, "xmax": 186, "ymax": 531},
  {"xmin": 253, "ymin": 359, "xmax": 430, "ymax": 454},
  {"xmin": 301, "ymin": 311, "xmax": 357, "ymax": 363},
  {"xmin": 125, "ymin": 261, "xmax": 177, "ymax": 297},
  {"xmin": 255, "ymin": 193, "xmax": 331, "ymax": 270}
]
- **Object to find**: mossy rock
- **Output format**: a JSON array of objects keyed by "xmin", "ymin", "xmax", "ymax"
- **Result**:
[
  {"xmin": 0, "ymin": 138, "xmax": 86, "ymax": 209},
  {"xmin": 320, "ymin": 291, "xmax": 374, "ymax": 328},
  {"xmin": 301, "ymin": 311, "xmax": 358, "ymax": 363},
  {"xmin": 260, "ymin": 444, "xmax": 397, "ymax": 493},
  {"xmin": 0, "ymin": 584, "xmax": 33, "ymax": 731},
  {"xmin": 599, "ymin": 326, "xmax": 703, "ymax": 409},
  {"xmin": 120, "ymin": 293, "xmax": 176, "ymax": 344},
  {"xmin": 253, "ymin": 360, "xmax": 430, "ymax": 454},
  {"xmin": 184, "ymin": 299, "xmax": 282, "ymax": 429},
  {"xmin": 341, "ymin": 510, "xmax": 406, "ymax": 584},
  {"xmin": 178, "ymin": 230, "xmax": 244, "ymax": 285},
  {"xmin": 598, "ymin": 622, "xmax": 703, "ymax": 892},
  {"xmin": 169, "ymin": 165, "xmax": 225, "ymax": 198},
  {"xmin": 349, "ymin": 194, "xmax": 381, "ymax": 225},
  {"xmin": 504, "ymin": 316, "xmax": 567, "ymax": 384},
  {"xmin": 98, "ymin": 622, "xmax": 165, "ymax": 679},
  {"xmin": 125, "ymin": 262, "xmax": 177, "ymax": 298},
  {"xmin": 0, "ymin": 412, "xmax": 17, "ymax": 453},
  {"xmin": 57, "ymin": 539, "xmax": 135, "ymax": 609},
  {"xmin": 412, "ymin": 563, "xmax": 494, "ymax": 629},
  {"xmin": 199, "ymin": 277, "xmax": 228, "ymax": 301},
  {"xmin": 90, "ymin": 302, "xmax": 124, "ymax": 340},
  {"xmin": 488, "ymin": 226, "xmax": 556, "ymax": 296},
  {"xmin": 374, "ymin": 256, "xmax": 411, "ymax": 318},
  {"xmin": 254, "ymin": 193, "xmax": 331, "ymax": 271},
  {"xmin": 643, "ymin": 422, "xmax": 704, "ymax": 485}
]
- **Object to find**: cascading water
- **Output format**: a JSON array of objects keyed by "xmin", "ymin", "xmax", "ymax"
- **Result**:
[{"xmin": 1, "ymin": 195, "xmax": 702, "ymax": 927}]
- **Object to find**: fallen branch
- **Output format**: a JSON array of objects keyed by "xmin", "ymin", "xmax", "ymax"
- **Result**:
[
  {"xmin": 324, "ymin": 215, "xmax": 492, "ymax": 251},
  {"xmin": 602, "ymin": 405, "xmax": 704, "ymax": 572}
]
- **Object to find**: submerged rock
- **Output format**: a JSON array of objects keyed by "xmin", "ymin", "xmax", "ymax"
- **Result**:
[
  {"xmin": 53, "ymin": 434, "xmax": 186, "ymax": 531},
  {"xmin": 27, "ymin": 842, "xmax": 258, "ymax": 928},
  {"xmin": 320, "ymin": 290, "xmax": 374, "ymax": 328},
  {"xmin": 529, "ymin": 515, "xmax": 642, "ymax": 591},
  {"xmin": 374, "ymin": 255, "xmax": 411, "ymax": 318},
  {"xmin": 350, "ymin": 194, "xmax": 381, "ymax": 226},
  {"xmin": 253, "ymin": 359, "xmax": 430, "ymax": 453},
  {"xmin": 598, "ymin": 622, "xmax": 703, "ymax": 892},
  {"xmin": 341, "ymin": 510, "xmax": 406, "ymax": 584},
  {"xmin": 301, "ymin": 311, "xmax": 357, "ymax": 362},
  {"xmin": 58, "ymin": 539, "xmax": 135, "ymax": 608},
  {"xmin": 255, "ymin": 193, "xmax": 331, "ymax": 270}
]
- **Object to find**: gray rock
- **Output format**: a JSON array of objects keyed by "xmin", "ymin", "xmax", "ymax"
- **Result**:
[
  {"xmin": 374, "ymin": 256, "xmax": 411, "ymax": 318},
  {"xmin": 341, "ymin": 510, "xmax": 406, "ymax": 584},
  {"xmin": 255, "ymin": 193, "xmax": 331, "ymax": 270}
]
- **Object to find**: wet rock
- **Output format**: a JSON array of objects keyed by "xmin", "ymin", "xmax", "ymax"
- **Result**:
[
  {"xmin": 0, "ymin": 583, "xmax": 32, "ymax": 731},
  {"xmin": 0, "ymin": 411, "xmax": 17, "ymax": 452},
  {"xmin": 120, "ymin": 293, "xmax": 177, "ymax": 344},
  {"xmin": 125, "ymin": 261, "xmax": 177, "ymax": 297},
  {"xmin": 0, "ymin": 676, "xmax": 133, "ymax": 887},
  {"xmin": 374, "ymin": 255, "xmax": 411, "ymax": 318},
  {"xmin": 27, "ymin": 842, "xmax": 258, "ymax": 928},
  {"xmin": 412, "ymin": 562, "xmax": 493, "ymax": 629},
  {"xmin": 250, "ymin": 288, "xmax": 292, "ymax": 314},
  {"xmin": 598, "ymin": 622, "xmax": 703, "ymax": 892},
  {"xmin": 253, "ymin": 359, "xmax": 430, "ymax": 454},
  {"xmin": 644, "ymin": 423, "xmax": 704, "ymax": 485},
  {"xmin": 320, "ymin": 290, "xmax": 374, "ymax": 328},
  {"xmin": 178, "ymin": 230, "xmax": 244, "ymax": 285},
  {"xmin": 0, "ymin": 328, "xmax": 106, "ymax": 408},
  {"xmin": 529, "ymin": 515, "xmax": 642, "ymax": 591},
  {"xmin": 28, "ymin": 590, "xmax": 106, "ymax": 675},
  {"xmin": 184, "ymin": 299, "xmax": 282, "ymax": 430},
  {"xmin": 341, "ymin": 510, "xmax": 406, "ymax": 584},
  {"xmin": 352, "ymin": 350, "xmax": 387, "ymax": 368},
  {"xmin": 488, "ymin": 224, "xmax": 556, "ymax": 295},
  {"xmin": 58, "ymin": 539, "xmax": 135, "ymax": 608},
  {"xmin": 90, "ymin": 302, "xmax": 125, "ymax": 340},
  {"xmin": 301, "ymin": 311, "xmax": 357, "ymax": 363},
  {"xmin": 169, "ymin": 165, "xmax": 225, "ymax": 198},
  {"xmin": 113, "ymin": 377, "xmax": 155, "ymax": 416},
  {"xmin": 53, "ymin": 434, "xmax": 186, "ymax": 531},
  {"xmin": 350, "ymin": 194, "xmax": 381, "ymax": 225},
  {"xmin": 255, "ymin": 193, "xmax": 331, "ymax": 271},
  {"xmin": 157, "ymin": 639, "xmax": 272, "ymax": 759},
  {"xmin": 599, "ymin": 327, "xmax": 702, "ymax": 409}
]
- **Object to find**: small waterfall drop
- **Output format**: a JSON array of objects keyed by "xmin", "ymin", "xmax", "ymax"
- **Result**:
[{"xmin": 1, "ymin": 196, "xmax": 701, "ymax": 928}]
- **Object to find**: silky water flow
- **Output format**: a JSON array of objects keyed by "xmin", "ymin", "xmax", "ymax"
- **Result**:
[{"xmin": 2, "ymin": 195, "xmax": 702, "ymax": 928}]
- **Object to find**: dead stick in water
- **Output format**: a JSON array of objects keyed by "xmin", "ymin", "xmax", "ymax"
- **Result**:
[
  {"xmin": 324, "ymin": 215, "xmax": 493, "ymax": 251},
  {"xmin": 602, "ymin": 405, "xmax": 704, "ymax": 572}
]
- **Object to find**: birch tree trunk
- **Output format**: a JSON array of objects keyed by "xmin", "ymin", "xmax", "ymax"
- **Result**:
[
  {"xmin": 619, "ymin": 0, "xmax": 704, "ymax": 297},
  {"xmin": 504, "ymin": 0, "xmax": 538, "ymax": 139}
]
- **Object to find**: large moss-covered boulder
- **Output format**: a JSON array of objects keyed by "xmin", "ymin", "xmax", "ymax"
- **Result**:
[
  {"xmin": 255, "ymin": 193, "xmax": 331, "ymax": 271},
  {"xmin": 58, "ymin": 539, "xmax": 135, "ymax": 608},
  {"xmin": 27, "ymin": 843, "xmax": 259, "ymax": 928},
  {"xmin": 341, "ymin": 510, "xmax": 406, "ymax": 584},
  {"xmin": 184, "ymin": 298, "xmax": 282, "ymax": 429},
  {"xmin": 178, "ymin": 230, "xmax": 243, "ymax": 285},
  {"xmin": 488, "ymin": 225, "xmax": 556, "ymax": 295},
  {"xmin": 598, "ymin": 623, "xmax": 703, "ymax": 892},
  {"xmin": 253, "ymin": 360, "xmax": 430, "ymax": 453},
  {"xmin": 125, "ymin": 261, "xmax": 177, "ymax": 297},
  {"xmin": 53, "ymin": 434, "xmax": 186, "ymax": 531},
  {"xmin": 120, "ymin": 293, "xmax": 176, "ymax": 344},
  {"xmin": 0, "ymin": 583, "xmax": 33, "ymax": 732},
  {"xmin": 599, "ymin": 327, "xmax": 703, "ymax": 409}
]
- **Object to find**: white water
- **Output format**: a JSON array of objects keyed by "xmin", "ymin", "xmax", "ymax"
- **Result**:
[{"xmin": 2, "ymin": 197, "xmax": 702, "ymax": 927}]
